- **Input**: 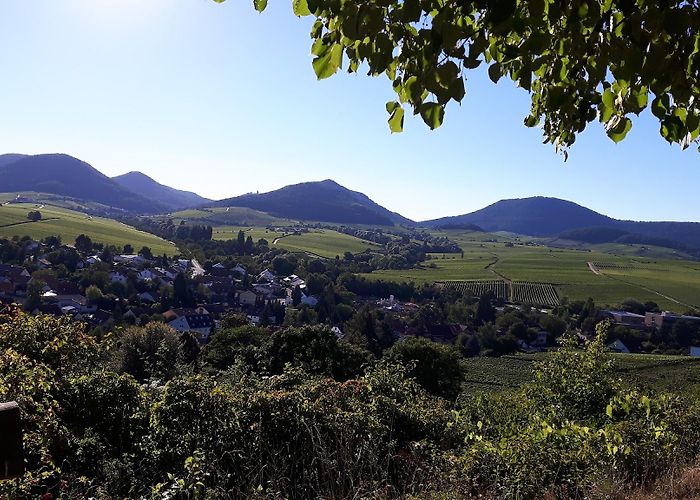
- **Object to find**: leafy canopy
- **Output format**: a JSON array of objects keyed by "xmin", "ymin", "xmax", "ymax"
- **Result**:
[{"xmin": 240, "ymin": 0, "xmax": 700, "ymax": 155}]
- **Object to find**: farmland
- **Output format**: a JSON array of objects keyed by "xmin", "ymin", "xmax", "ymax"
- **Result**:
[
  {"xmin": 439, "ymin": 280, "xmax": 561, "ymax": 306},
  {"xmin": 462, "ymin": 353, "xmax": 700, "ymax": 397},
  {"xmin": 0, "ymin": 203, "xmax": 177, "ymax": 255},
  {"xmin": 364, "ymin": 230, "xmax": 700, "ymax": 311}
]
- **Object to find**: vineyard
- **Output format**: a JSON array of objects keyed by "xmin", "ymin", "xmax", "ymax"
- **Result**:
[
  {"xmin": 438, "ymin": 280, "xmax": 560, "ymax": 306},
  {"xmin": 438, "ymin": 280, "xmax": 509, "ymax": 300},
  {"xmin": 511, "ymin": 282, "xmax": 560, "ymax": 306},
  {"xmin": 591, "ymin": 261, "xmax": 640, "ymax": 270}
]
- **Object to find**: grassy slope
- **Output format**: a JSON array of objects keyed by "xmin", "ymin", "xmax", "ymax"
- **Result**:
[
  {"xmin": 212, "ymin": 226, "xmax": 380, "ymax": 259},
  {"xmin": 462, "ymin": 353, "xmax": 700, "ymax": 397},
  {"xmin": 0, "ymin": 203, "xmax": 176, "ymax": 255},
  {"xmin": 169, "ymin": 207, "xmax": 293, "ymax": 226}
]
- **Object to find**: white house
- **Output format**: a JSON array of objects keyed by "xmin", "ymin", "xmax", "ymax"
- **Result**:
[
  {"xmin": 168, "ymin": 313, "xmax": 214, "ymax": 342},
  {"xmin": 257, "ymin": 269, "xmax": 277, "ymax": 283},
  {"xmin": 239, "ymin": 290, "xmax": 260, "ymax": 307}
]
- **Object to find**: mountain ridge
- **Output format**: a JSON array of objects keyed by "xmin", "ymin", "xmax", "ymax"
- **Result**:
[
  {"xmin": 112, "ymin": 171, "xmax": 211, "ymax": 212},
  {"xmin": 0, "ymin": 153, "xmax": 168, "ymax": 214},
  {"xmin": 421, "ymin": 197, "xmax": 700, "ymax": 249},
  {"xmin": 211, "ymin": 179, "xmax": 416, "ymax": 227}
]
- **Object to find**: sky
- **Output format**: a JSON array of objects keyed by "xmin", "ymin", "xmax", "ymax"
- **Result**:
[{"xmin": 1, "ymin": 0, "xmax": 698, "ymax": 222}]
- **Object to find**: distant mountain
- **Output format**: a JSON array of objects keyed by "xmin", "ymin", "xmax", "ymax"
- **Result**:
[
  {"xmin": 113, "ymin": 171, "xmax": 210, "ymax": 212},
  {"xmin": 212, "ymin": 180, "xmax": 415, "ymax": 226},
  {"xmin": 0, "ymin": 153, "xmax": 28, "ymax": 168},
  {"xmin": 422, "ymin": 197, "xmax": 700, "ymax": 250},
  {"xmin": 0, "ymin": 153, "xmax": 168, "ymax": 214}
]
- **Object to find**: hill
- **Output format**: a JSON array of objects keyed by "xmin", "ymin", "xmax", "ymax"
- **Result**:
[
  {"xmin": 0, "ymin": 154, "xmax": 168, "ymax": 214},
  {"xmin": 422, "ymin": 197, "xmax": 700, "ymax": 250},
  {"xmin": 112, "ymin": 171, "xmax": 210, "ymax": 211},
  {"xmin": 0, "ymin": 203, "xmax": 176, "ymax": 255},
  {"xmin": 0, "ymin": 153, "xmax": 28, "ymax": 168},
  {"xmin": 212, "ymin": 180, "xmax": 415, "ymax": 226}
]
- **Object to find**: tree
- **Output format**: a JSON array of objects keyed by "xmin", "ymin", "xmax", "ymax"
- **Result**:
[
  {"xmin": 291, "ymin": 285, "xmax": 302, "ymax": 307},
  {"xmin": 385, "ymin": 336, "xmax": 463, "ymax": 399},
  {"xmin": 139, "ymin": 246, "xmax": 153, "ymax": 260},
  {"xmin": 476, "ymin": 292, "xmax": 496, "ymax": 325},
  {"xmin": 75, "ymin": 234, "xmax": 93, "ymax": 253},
  {"xmin": 27, "ymin": 210, "xmax": 42, "ymax": 221},
  {"xmin": 249, "ymin": 1, "xmax": 700, "ymax": 155},
  {"xmin": 111, "ymin": 323, "xmax": 184, "ymax": 382},
  {"xmin": 123, "ymin": 244, "xmax": 134, "ymax": 255},
  {"xmin": 85, "ymin": 284, "xmax": 104, "ymax": 304}
]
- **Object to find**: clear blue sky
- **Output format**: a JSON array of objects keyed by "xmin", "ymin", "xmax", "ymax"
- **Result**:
[{"xmin": 1, "ymin": 0, "xmax": 698, "ymax": 222}]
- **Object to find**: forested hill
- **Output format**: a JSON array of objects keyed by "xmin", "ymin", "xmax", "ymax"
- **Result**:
[
  {"xmin": 0, "ymin": 153, "xmax": 168, "ymax": 214},
  {"xmin": 422, "ymin": 197, "xmax": 700, "ymax": 250},
  {"xmin": 112, "ymin": 171, "xmax": 211, "ymax": 212},
  {"xmin": 212, "ymin": 179, "xmax": 415, "ymax": 227}
]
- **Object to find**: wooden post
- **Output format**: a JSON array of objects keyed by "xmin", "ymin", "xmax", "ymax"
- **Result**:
[{"xmin": 0, "ymin": 401, "xmax": 23, "ymax": 480}]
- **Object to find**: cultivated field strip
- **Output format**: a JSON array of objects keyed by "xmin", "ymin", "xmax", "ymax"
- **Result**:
[
  {"xmin": 591, "ymin": 261, "xmax": 640, "ymax": 270},
  {"xmin": 438, "ymin": 280, "xmax": 560, "ymax": 306}
]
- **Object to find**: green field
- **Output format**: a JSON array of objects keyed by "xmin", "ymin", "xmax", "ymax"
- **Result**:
[
  {"xmin": 462, "ymin": 353, "xmax": 700, "ymax": 397},
  {"xmin": 0, "ymin": 203, "xmax": 177, "ymax": 255},
  {"xmin": 213, "ymin": 226, "xmax": 380, "ymax": 259},
  {"xmin": 361, "ymin": 230, "xmax": 700, "ymax": 311},
  {"xmin": 169, "ymin": 207, "xmax": 293, "ymax": 226}
]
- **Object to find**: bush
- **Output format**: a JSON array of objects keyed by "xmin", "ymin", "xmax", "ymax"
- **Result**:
[{"xmin": 385, "ymin": 336, "xmax": 464, "ymax": 400}]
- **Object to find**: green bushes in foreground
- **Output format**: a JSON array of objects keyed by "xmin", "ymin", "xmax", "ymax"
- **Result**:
[{"xmin": 1, "ymin": 308, "xmax": 700, "ymax": 498}]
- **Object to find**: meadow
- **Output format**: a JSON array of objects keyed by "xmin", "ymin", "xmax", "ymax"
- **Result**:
[
  {"xmin": 0, "ymin": 203, "xmax": 177, "ymax": 255},
  {"xmin": 213, "ymin": 226, "xmax": 381, "ymax": 259}
]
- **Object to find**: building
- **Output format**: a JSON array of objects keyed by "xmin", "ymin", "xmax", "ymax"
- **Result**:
[
  {"xmin": 601, "ymin": 310, "xmax": 646, "ymax": 329},
  {"xmin": 645, "ymin": 312, "xmax": 700, "ymax": 330},
  {"xmin": 166, "ymin": 307, "xmax": 214, "ymax": 342}
]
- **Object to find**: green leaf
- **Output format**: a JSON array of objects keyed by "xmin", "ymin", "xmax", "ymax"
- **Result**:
[
  {"xmin": 312, "ymin": 44, "xmax": 343, "ymax": 80},
  {"xmin": 651, "ymin": 94, "xmax": 670, "ymax": 119},
  {"xmin": 253, "ymin": 0, "xmax": 267, "ymax": 12},
  {"xmin": 420, "ymin": 102, "xmax": 445, "ymax": 130},
  {"xmin": 661, "ymin": 116, "xmax": 684, "ymax": 143},
  {"xmin": 599, "ymin": 88, "xmax": 615, "ymax": 123},
  {"xmin": 292, "ymin": 0, "xmax": 311, "ymax": 16},
  {"xmin": 607, "ymin": 117, "xmax": 632, "ymax": 143},
  {"xmin": 387, "ymin": 104, "xmax": 405, "ymax": 133},
  {"xmin": 488, "ymin": 63, "xmax": 502, "ymax": 84}
]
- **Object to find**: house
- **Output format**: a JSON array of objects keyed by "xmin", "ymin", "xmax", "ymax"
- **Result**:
[
  {"xmin": 601, "ymin": 310, "xmax": 646, "ymax": 329},
  {"xmin": 300, "ymin": 293, "xmax": 318, "ymax": 307},
  {"xmin": 138, "ymin": 292, "xmax": 156, "ymax": 303},
  {"xmin": 42, "ymin": 293, "xmax": 96, "ymax": 314},
  {"xmin": 231, "ymin": 265, "xmax": 247, "ymax": 277},
  {"xmin": 238, "ymin": 290, "xmax": 261, "ymax": 307},
  {"xmin": 690, "ymin": 347, "xmax": 700, "ymax": 357},
  {"xmin": 257, "ymin": 269, "xmax": 277, "ymax": 283},
  {"xmin": 253, "ymin": 282, "xmax": 279, "ymax": 299},
  {"xmin": 645, "ymin": 312, "xmax": 700, "ymax": 330},
  {"xmin": 283, "ymin": 274, "xmax": 306, "ymax": 289},
  {"xmin": 168, "ymin": 311, "xmax": 214, "ymax": 342},
  {"xmin": 607, "ymin": 339, "xmax": 631, "ymax": 354},
  {"xmin": 113, "ymin": 254, "xmax": 146, "ymax": 266},
  {"xmin": 85, "ymin": 255, "xmax": 101, "ymax": 266},
  {"xmin": 109, "ymin": 272, "xmax": 128, "ymax": 285}
]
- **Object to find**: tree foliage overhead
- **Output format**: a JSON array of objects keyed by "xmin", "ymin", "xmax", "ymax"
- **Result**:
[{"xmin": 244, "ymin": 0, "xmax": 700, "ymax": 154}]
